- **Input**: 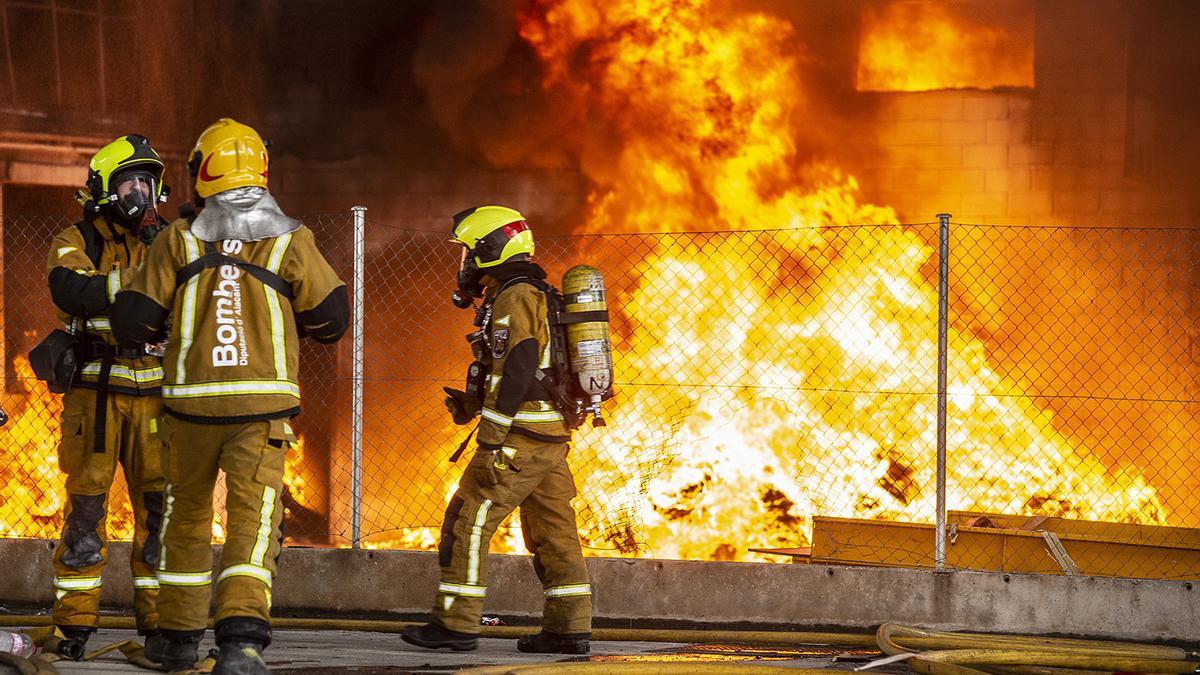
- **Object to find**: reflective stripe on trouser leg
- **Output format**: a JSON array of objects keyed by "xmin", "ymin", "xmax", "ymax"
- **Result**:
[
  {"xmin": 155, "ymin": 418, "xmax": 220, "ymax": 633},
  {"xmin": 518, "ymin": 442, "xmax": 592, "ymax": 636},
  {"xmin": 545, "ymin": 584, "xmax": 592, "ymax": 598},
  {"xmin": 217, "ymin": 486, "xmax": 278, "ymax": 589},
  {"xmin": 53, "ymin": 576, "xmax": 102, "ymax": 602},
  {"xmin": 432, "ymin": 492, "xmax": 511, "ymax": 635},
  {"xmin": 215, "ymin": 421, "xmax": 285, "ymax": 625},
  {"xmin": 53, "ymin": 388, "xmax": 118, "ymax": 630},
  {"xmin": 122, "ymin": 392, "xmax": 166, "ymax": 632},
  {"xmin": 433, "ymin": 435, "xmax": 574, "ymax": 635}
]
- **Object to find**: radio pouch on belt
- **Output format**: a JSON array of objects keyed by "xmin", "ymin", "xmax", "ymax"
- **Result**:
[{"xmin": 29, "ymin": 329, "xmax": 80, "ymax": 394}]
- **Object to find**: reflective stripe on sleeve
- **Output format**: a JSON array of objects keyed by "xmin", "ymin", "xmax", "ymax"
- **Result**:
[
  {"xmin": 106, "ymin": 270, "xmax": 121, "ymax": 303},
  {"xmin": 132, "ymin": 576, "xmax": 160, "ymax": 590},
  {"xmin": 481, "ymin": 408, "xmax": 513, "ymax": 427}
]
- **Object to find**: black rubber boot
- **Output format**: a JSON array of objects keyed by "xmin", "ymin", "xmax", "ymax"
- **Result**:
[
  {"xmin": 212, "ymin": 640, "xmax": 269, "ymax": 675},
  {"xmin": 54, "ymin": 625, "xmax": 94, "ymax": 661},
  {"xmin": 517, "ymin": 630, "xmax": 590, "ymax": 654},
  {"xmin": 141, "ymin": 630, "xmax": 166, "ymax": 664},
  {"xmin": 213, "ymin": 617, "xmax": 272, "ymax": 675},
  {"xmin": 155, "ymin": 631, "xmax": 202, "ymax": 672},
  {"xmin": 400, "ymin": 623, "xmax": 479, "ymax": 651}
]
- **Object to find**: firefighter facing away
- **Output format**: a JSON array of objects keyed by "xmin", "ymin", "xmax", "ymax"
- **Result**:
[
  {"xmin": 111, "ymin": 118, "xmax": 349, "ymax": 674},
  {"xmin": 401, "ymin": 206, "xmax": 593, "ymax": 654},
  {"xmin": 45, "ymin": 134, "xmax": 171, "ymax": 659}
]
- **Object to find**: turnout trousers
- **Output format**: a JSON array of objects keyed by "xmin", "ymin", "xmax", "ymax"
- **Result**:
[
  {"xmin": 52, "ymin": 387, "xmax": 165, "ymax": 633},
  {"xmin": 154, "ymin": 415, "xmax": 292, "ymax": 641},
  {"xmin": 433, "ymin": 433, "xmax": 592, "ymax": 635}
]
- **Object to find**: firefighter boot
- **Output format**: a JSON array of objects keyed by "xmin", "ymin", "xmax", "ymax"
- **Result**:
[
  {"xmin": 517, "ymin": 630, "xmax": 590, "ymax": 654},
  {"xmin": 213, "ymin": 618, "xmax": 270, "ymax": 675},
  {"xmin": 213, "ymin": 641, "xmax": 268, "ymax": 675},
  {"xmin": 154, "ymin": 632, "xmax": 201, "ymax": 672},
  {"xmin": 141, "ymin": 630, "xmax": 166, "ymax": 664},
  {"xmin": 54, "ymin": 626, "xmax": 93, "ymax": 660},
  {"xmin": 400, "ymin": 623, "xmax": 478, "ymax": 651}
]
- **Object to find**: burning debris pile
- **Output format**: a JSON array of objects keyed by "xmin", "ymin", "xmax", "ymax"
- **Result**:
[{"xmin": 507, "ymin": 0, "xmax": 1163, "ymax": 560}]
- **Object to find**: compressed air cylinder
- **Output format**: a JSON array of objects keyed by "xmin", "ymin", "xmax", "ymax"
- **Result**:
[{"xmin": 562, "ymin": 265, "xmax": 613, "ymax": 426}]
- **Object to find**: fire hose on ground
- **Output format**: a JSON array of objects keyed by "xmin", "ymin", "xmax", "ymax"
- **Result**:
[{"xmin": 0, "ymin": 616, "xmax": 1195, "ymax": 674}]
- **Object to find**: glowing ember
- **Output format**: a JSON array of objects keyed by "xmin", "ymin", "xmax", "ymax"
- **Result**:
[{"xmin": 856, "ymin": 0, "xmax": 1035, "ymax": 92}]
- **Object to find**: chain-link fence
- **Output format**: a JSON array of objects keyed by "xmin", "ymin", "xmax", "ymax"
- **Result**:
[{"xmin": 3, "ymin": 211, "xmax": 1199, "ymax": 581}]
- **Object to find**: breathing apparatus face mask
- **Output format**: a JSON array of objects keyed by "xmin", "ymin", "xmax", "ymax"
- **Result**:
[
  {"xmin": 110, "ymin": 171, "xmax": 163, "ymax": 242},
  {"xmin": 452, "ymin": 245, "xmax": 484, "ymax": 309}
]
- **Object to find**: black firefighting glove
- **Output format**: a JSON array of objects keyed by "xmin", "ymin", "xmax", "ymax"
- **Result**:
[{"xmin": 443, "ymin": 387, "xmax": 480, "ymax": 425}]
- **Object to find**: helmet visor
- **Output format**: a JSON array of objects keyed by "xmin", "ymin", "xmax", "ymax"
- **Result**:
[{"xmin": 111, "ymin": 170, "xmax": 157, "ymax": 221}]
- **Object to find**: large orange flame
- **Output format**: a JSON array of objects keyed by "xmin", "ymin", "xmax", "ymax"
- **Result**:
[
  {"xmin": 514, "ymin": 0, "xmax": 1162, "ymax": 561},
  {"xmin": 856, "ymin": 1, "xmax": 1035, "ymax": 92}
]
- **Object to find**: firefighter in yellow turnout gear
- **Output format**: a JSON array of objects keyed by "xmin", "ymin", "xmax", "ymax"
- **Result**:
[
  {"xmin": 402, "ymin": 206, "xmax": 592, "ymax": 655},
  {"xmin": 45, "ymin": 134, "xmax": 171, "ymax": 659},
  {"xmin": 112, "ymin": 118, "xmax": 349, "ymax": 674}
]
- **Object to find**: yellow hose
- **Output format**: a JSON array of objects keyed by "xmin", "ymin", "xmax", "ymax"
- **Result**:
[
  {"xmin": 3, "ymin": 614, "xmax": 1190, "ymax": 675},
  {"xmin": 878, "ymin": 624, "xmax": 1196, "ymax": 674},
  {"xmin": 0, "ymin": 614, "xmax": 875, "ymax": 646},
  {"xmin": 877, "ymin": 623, "xmax": 1188, "ymax": 660},
  {"xmin": 456, "ymin": 666, "xmax": 835, "ymax": 674},
  {"xmin": 983, "ymin": 666, "xmax": 1114, "ymax": 675}
]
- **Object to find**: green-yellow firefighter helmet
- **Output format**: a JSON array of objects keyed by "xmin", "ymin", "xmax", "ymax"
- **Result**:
[
  {"xmin": 86, "ymin": 134, "xmax": 166, "ymax": 205},
  {"xmin": 450, "ymin": 205, "xmax": 535, "ymax": 269}
]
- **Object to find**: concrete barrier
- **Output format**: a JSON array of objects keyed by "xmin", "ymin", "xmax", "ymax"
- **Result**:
[{"xmin": 3, "ymin": 538, "xmax": 1196, "ymax": 641}]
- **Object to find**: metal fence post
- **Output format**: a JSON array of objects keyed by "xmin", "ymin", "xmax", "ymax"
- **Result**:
[
  {"xmin": 935, "ymin": 212, "xmax": 951, "ymax": 571},
  {"xmin": 351, "ymin": 205, "xmax": 366, "ymax": 549}
]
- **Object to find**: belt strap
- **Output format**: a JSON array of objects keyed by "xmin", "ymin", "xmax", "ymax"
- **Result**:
[
  {"xmin": 449, "ymin": 425, "xmax": 478, "ymax": 463},
  {"xmin": 508, "ymin": 425, "xmax": 571, "ymax": 444}
]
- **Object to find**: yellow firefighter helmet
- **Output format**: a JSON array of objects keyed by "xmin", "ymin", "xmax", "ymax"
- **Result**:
[
  {"xmin": 188, "ymin": 118, "xmax": 269, "ymax": 198},
  {"xmin": 450, "ymin": 205, "xmax": 535, "ymax": 268}
]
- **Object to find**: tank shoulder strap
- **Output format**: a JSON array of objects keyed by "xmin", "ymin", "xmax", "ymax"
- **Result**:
[
  {"xmin": 174, "ymin": 240, "xmax": 294, "ymax": 300},
  {"xmin": 72, "ymin": 220, "xmax": 104, "ymax": 268}
]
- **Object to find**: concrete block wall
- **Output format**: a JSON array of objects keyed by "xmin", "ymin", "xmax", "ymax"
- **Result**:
[{"xmin": 848, "ymin": 0, "xmax": 1196, "ymax": 228}]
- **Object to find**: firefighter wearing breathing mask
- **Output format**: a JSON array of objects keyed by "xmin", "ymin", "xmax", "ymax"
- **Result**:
[
  {"xmin": 111, "ymin": 118, "xmax": 348, "ymax": 674},
  {"xmin": 401, "ymin": 206, "xmax": 592, "ymax": 655},
  {"xmin": 45, "ymin": 134, "xmax": 171, "ymax": 660}
]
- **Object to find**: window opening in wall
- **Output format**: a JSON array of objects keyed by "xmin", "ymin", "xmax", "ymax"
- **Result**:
[
  {"xmin": 0, "ymin": 0, "xmax": 139, "ymax": 115},
  {"xmin": 856, "ymin": 0, "xmax": 1035, "ymax": 92},
  {"xmin": 1124, "ymin": 1, "xmax": 1200, "ymax": 185}
]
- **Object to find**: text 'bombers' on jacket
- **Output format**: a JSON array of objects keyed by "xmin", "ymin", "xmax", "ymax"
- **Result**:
[{"xmin": 111, "ymin": 218, "xmax": 349, "ymax": 423}]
